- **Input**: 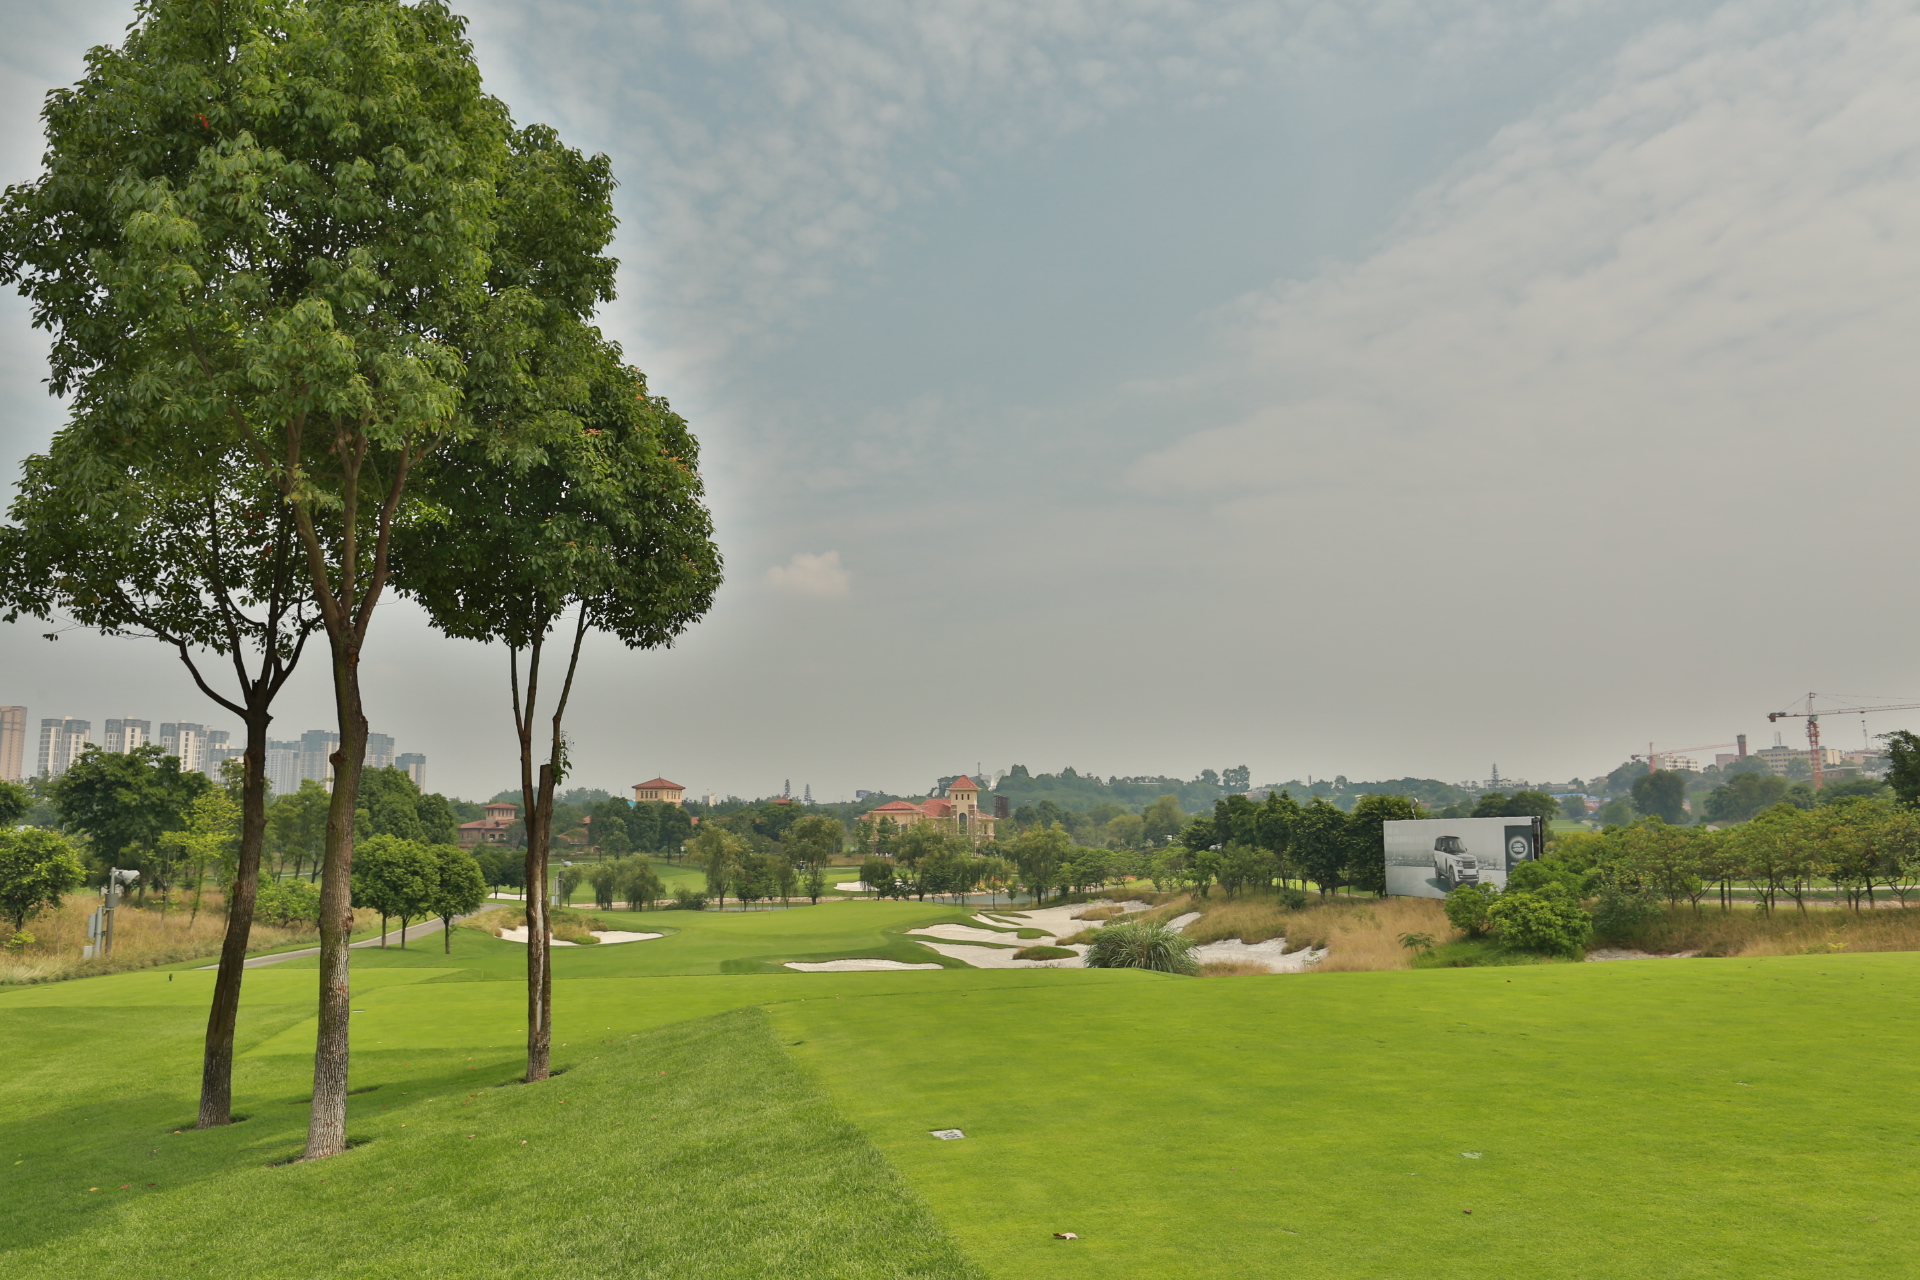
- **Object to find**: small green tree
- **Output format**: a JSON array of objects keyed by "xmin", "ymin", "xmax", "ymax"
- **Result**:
[
  {"xmin": 803, "ymin": 863, "xmax": 828, "ymax": 904},
  {"xmin": 350, "ymin": 835, "xmax": 438, "ymax": 948},
  {"xmin": 1487, "ymin": 889, "xmax": 1591, "ymax": 956},
  {"xmin": 785, "ymin": 813, "xmax": 845, "ymax": 868},
  {"xmin": 1010, "ymin": 823, "xmax": 1073, "ymax": 904},
  {"xmin": 859, "ymin": 856, "xmax": 895, "ymax": 899},
  {"xmin": 1443, "ymin": 882, "xmax": 1498, "ymax": 938},
  {"xmin": 688, "ymin": 826, "xmax": 745, "ymax": 909},
  {"xmin": 0, "ymin": 828, "xmax": 86, "ymax": 931},
  {"xmin": 0, "ymin": 781, "xmax": 30, "ymax": 828},
  {"xmin": 427, "ymin": 845, "xmax": 487, "ymax": 954},
  {"xmin": 620, "ymin": 857, "xmax": 666, "ymax": 911},
  {"xmin": 1631, "ymin": 771, "xmax": 1691, "ymax": 824}
]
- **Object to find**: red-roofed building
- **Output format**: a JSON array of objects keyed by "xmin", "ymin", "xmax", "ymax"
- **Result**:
[
  {"xmin": 631, "ymin": 778, "xmax": 686, "ymax": 805},
  {"xmin": 459, "ymin": 801, "xmax": 520, "ymax": 848},
  {"xmin": 864, "ymin": 776, "xmax": 995, "ymax": 846}
]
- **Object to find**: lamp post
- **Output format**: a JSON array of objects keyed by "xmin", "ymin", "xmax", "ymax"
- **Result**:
[{"xmin": 85, "ymin": 867, "xmax": 140, "ymax": 959}]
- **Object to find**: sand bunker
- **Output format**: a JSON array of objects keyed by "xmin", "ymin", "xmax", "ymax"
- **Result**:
[
  {"xmin": 915, "ymin": 939, "xmax": 1086, "ymax": 969},
  {"xmin": 907, "ymin": 922, "xmax": 1032, "ymax": 945},
  {"xmin": 496, "ymin": 927, "xmax": 662, "ymax": 946},
  {"xmin": 1586, "ymin": 948, "xmax": 1701, "ymax": 962},
  {"xmin": 1163, "ymin": 912, "xmax": 1203, "ymax": 933},
  {"xmin": 783, "ymin": 958, "xmax": 945, "ymax": 971},
  {"xmin": 1191, "ymin": 937, "xmax": 1326, "ymax": 973}
]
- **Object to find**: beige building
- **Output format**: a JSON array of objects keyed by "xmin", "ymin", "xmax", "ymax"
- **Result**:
[
  {"xmin": 865, "ymin": 776, "xmax": 998, "ymax": 846},
  {"xmin": 0, "ymin": 707, "xmax": 23, "ymax": 783},
  {"xmin": 632, "ymin": 778, "xmax": 686, "ymax": 805},
  {"xmin": 458, "ymin": 801, "xmax": 521, "ymax": 848}
]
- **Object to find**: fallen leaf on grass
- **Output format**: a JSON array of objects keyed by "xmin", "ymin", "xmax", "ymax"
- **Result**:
[{"xmin": 1053, "ymin": 1232, "xmax": 1079, "ymax": 1240}]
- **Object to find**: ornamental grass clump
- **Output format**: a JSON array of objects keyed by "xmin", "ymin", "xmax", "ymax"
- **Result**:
[{"xmin": 1082, "ymin": 920, "xmax": 1200, "ymax": 975}]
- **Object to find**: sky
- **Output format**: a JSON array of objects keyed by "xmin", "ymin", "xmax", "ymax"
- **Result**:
[{"xmin": 6, "ymin": 0, "xmax": 1920, "ymax": 802}]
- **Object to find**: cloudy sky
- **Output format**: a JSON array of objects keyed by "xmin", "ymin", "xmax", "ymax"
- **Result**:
[{"xmin": 6, "ymin": 0, "xmax": 1920, "ymax": 801}]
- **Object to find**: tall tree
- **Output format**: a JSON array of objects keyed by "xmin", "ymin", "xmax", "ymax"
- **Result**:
[
  {"xmin": 1292, "ymin": 797, "xmax": 1351, "ymax": 898},
  {"xmin": 0, "ymin": 0, "xmax": 602, "ymax": 1158},
  {"xmin": 49, "ymin": 746, "xmax": 210, "ymax": 885},
  {"xmin": 1631, "ymin": 771, "xmax": 1690, "ymax": 825},
  {"xmin": 1346, "ymin": 793, "xmax": 1419, "ymax": 897},
  {"xmin": 1, "ymin": 433, "xmax": 313, "ymax": 1126},
  {"xmin": 393, "ymin": 353, "xmax": 719, "ymax": 1081}
]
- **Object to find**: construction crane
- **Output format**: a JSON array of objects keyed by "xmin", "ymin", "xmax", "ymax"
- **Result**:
[
  {"xmin": 1631, "ymin": 739, "xmax": 1743, "ymax": 772},
  {"xmin": 1767, "ymin": 693, "xmax": 1920, "ymax": 789}
]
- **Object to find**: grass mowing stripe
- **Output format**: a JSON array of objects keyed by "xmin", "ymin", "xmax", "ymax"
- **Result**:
[
  {"xmin": 3, "ymin": 1005, "xmax": 984, "ymax": 1279},
  {"xmin": 770, "ymin": 952, "xmax": 1920, "ymax": 1279}
]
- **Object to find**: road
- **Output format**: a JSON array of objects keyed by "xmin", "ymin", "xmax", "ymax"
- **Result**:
[{"xmin": 196, "ymin": 917, "xmax": 453, "ymax": 970}]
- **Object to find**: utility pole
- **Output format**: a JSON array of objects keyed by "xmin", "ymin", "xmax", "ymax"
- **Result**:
[{"xmin": 85, "ymin": 868, "xmax": 140, "ymax": 960}]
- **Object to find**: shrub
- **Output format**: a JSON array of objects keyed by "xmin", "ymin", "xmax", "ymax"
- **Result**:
[
  {"xmin": 670, "ymin": 891, "xmax": 708, "ymax": 911},
  {"xmin": 1012, "ymin": 945, "xmax": 1076, "ymax": 960},
  {"xmin": 1487, "ymin": 889, "xmax": 1591, "ymax": 957},
  {"xmin": 1277, "ymin": 886, "xmax": 1308, "ymax": 910},
  {"xmin": 253, "ymin": 877, "xmax": 323, "ymax": 928},
  {"xmin": 1589, "ymin": 885, "xmax": 1658, "ymax": 941},
  {"xmin": 1444, "ymin": 883, "xmax": 1498, "ymax": 938},
  {"xmin": 1082, "ymin": 921, "xmax": 1199, "ymax": 975}
]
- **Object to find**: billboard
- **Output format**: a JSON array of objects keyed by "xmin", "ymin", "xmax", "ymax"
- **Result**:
[{"xmin": 1382, "ymin": 816, "xmax": 1543, "ymax": 898}]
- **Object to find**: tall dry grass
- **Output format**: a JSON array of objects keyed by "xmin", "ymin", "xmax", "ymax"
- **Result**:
[
  {"xmin": 0, "ymin": 889, "xmax": 381, "ymax": 984},
  {"xmin": 1135, "ymin": 891, "xmax": 1458, "ymax": 972},
  {"xmin": 1613, "ymin": 903, "xmax": 1920, "ymax": 957}
]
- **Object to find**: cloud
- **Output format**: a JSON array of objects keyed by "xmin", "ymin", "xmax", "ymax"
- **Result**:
[
  {"xmin": 1125, "ymin": 0, "xmax": 1920, "ymax": 534},
  {"xmin": 765, "ymin": 551, "xmax": 852, "ymax": 598},
  {"xmin": 463, "ymin": 0, "xmax": 1657, "ymax": 374}
]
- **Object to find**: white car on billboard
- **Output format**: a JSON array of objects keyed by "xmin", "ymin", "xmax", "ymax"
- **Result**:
[{"xmin": 1430, "ymin": 835, "xmax": 1480, "ymax": 889}]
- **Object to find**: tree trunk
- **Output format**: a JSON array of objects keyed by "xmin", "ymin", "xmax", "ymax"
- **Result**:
[
  {"xmin": 198, "ymin": 705, "xmax": 272, "ymax": 1128},
  {"xmin": 524, "ymin": 761, "xmax": 555, "ymax": 1081},
  {"xmin": 304, "ymin": 651, "xmax": 367, "ymax": 1161}
]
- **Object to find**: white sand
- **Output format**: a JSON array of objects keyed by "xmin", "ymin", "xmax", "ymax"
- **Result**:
[
  {"xmin": 783, "ymin": 958, "xmax": 945, "ymax": 971},
  {"xmin": 1586, "ymin": 948, "xmax": 1701, "ymax": 962},
  {"xmin": 1190, "ymin": 937, "xmax": 1326, "ymax": 973},
  {"xmin": 1163, "ymin": 912, "xmax": 1202, "ymax": 933},
  {"xmin": 496, "ymin": 927, "xmax": 662, "ymax": 946},
  {"xmin": 914, "ymin": 940, "xmax": 1086, "ymax": 969},
  {"xmin": 897, "ymin": 899, "xmax": 1151, "ymax": 969},
  {"xmin": 907, "ymin": 923, "xmax": 1034, "ymax": 945}
]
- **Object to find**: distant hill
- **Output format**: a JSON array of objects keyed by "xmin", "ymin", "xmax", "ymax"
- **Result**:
[
  {"xmin": 993, "ymin": 766, "xmax": 1225, "ymax": 814},
  {"xmin": 1259, "ymin": 776, "xmax": 1474, "ymax": 812}
]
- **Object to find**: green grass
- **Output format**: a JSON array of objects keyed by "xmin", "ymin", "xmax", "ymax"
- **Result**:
[
  {"xmin": 0, "ymin": 966, "xmax": 987, "ymax": 1279},
  {"xmin": 769, "ymin": 953, "xmax": 1920, "ymax": 1279},
  {"xmin": 287, "ymin": 898, "xmax": 983, "ymax": 979},
  {"xmin": 8, "ymin": 902, "xmax": 1920, "ymax": 1279},
  {"xmin": 1410, "ymin": 937, "xmax": 1578, "ymax": 968}
]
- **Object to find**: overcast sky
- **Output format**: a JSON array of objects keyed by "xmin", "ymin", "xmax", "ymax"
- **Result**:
[{"xmin": 6, "ymin": 0, "xmax": 1920, "ymax": 801}]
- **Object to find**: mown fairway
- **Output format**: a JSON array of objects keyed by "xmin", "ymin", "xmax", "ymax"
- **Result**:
[{"xmin": 3, "ymin": 902, "xmax": 1915, "ymax": 1279}]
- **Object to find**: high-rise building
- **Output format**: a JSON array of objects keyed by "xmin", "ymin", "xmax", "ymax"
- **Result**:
[
  {"xmin": 38, "ymin": 718, "xmax": 90, "ymax": 778},
  {"xmin": 159, "ymin": 722, "xmax": 210, "ymax": 774},
  {"xmin": 203, "ymin": 729, "xmax": 242, "ymax": 776},
  {"xmin": 396, "ymin": 752, "xmax": 427, "ymax": 789},
  {"xmin": 266, "ymin": 740, "xmax": 302, "ymax": 796},
  {"xmin": 298, "ymin": 729, "xmax": 340, "ymax": 787},
  {"xmin": 0, "ymin": 707, "xmax": 24, "ymax": 782},
  {"xmin": 366, "ymin": 732, "xmax": 395, "ymax": 771},
  {"xmin": 104, "ymin": 719, "xmax": 152, "ymax": 753}
]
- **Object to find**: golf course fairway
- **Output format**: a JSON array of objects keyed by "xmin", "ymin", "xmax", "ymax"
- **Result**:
[{"xmin": 2, "ymin": 906, "xmax": 1913, "ymax": 1279}]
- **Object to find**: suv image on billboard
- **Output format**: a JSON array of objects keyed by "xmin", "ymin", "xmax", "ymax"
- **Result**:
[{"xmin": 1431, "ymin": 836, "xmax": 1479, "ymax": 889}]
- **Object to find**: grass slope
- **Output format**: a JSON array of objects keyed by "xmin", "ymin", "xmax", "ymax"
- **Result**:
[
  {"xmin": 770, "ymin": 953, "xmax": 1920, "ymax": 1279},
  {"xmin": 0, "ymin": 968, "xmax": 987, "ymax": 1280}
]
